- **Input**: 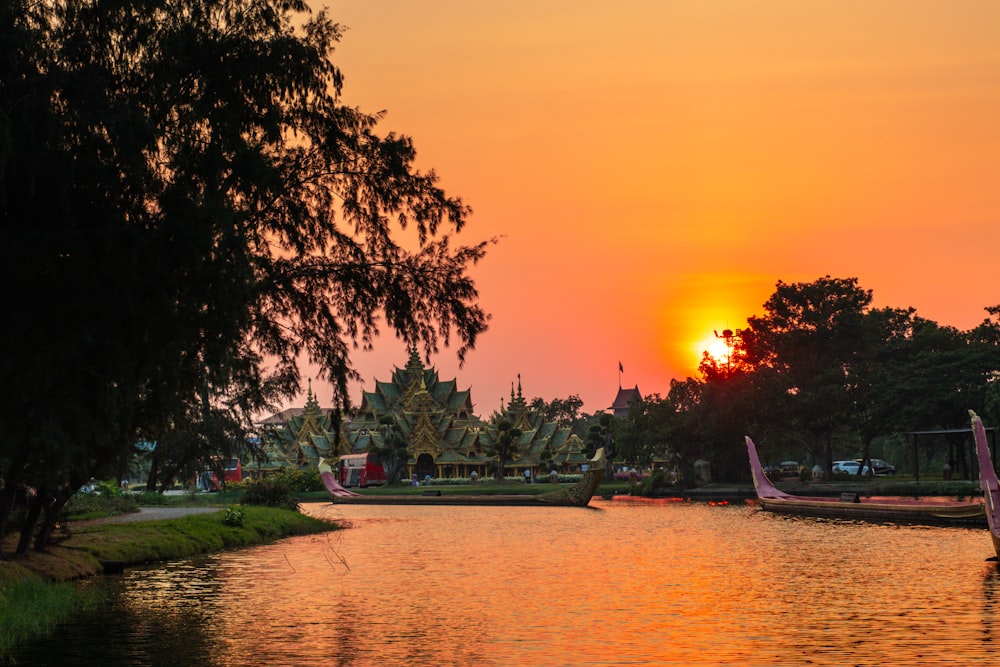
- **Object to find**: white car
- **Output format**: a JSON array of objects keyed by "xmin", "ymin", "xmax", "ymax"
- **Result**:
[{"xmin": 832, "ymin": 460, "xmax": 872, "ymax": 476}]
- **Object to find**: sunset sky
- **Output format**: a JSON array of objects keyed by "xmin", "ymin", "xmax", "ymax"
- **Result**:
[{"xmin": 298, "ymin": 1, "xmax": 1000, "ymax": 415}]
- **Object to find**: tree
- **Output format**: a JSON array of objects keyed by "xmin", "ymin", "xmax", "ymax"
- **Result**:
[
  {"xmin": 370, "ymin": 416, "xmax": 409, "ymax": 485},
  {"xmin": 887, "ymin": 316, "xmax": 997, "ymax": 478},
  {"xmin": 485, "ymin": 419, "xmax": 523, "ymax": 482},
  {"xmin": 741, "ymin": 276, "xmax": 873, "ymax": 470},
  {"xmin": 1, "ymin": 0, "xmax": 490, "ymax": 554},
  {"xmin": 527, "ymin": 395, "xmax": 584, "ymax": 427},
  {"xmin": 844, "ymin": 307, "xmax": 918, "ymax": 475},
  {"xmin": 585, "ymin": 413, "xmax": 616, "ymax": 477}
]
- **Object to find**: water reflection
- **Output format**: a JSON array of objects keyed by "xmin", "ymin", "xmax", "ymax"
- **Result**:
[{"xmin": 13, "ymin": 500, "xmax": 1000, "ymax": 666}]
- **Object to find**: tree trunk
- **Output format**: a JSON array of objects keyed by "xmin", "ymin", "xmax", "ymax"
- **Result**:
[
  {"xmin": 34, "ymin": 490, "xmax": 73, "ymax": 552},
  {"xmin": 0, "ymin": 450, "xmax": 29, "ymax": 558},
  {"xmin": 16, "ymin": 491, "xmax": 44, "ymax": 556},
  {"xmin": 0, "ymin": 481, "xmax": 20, "ymax": 559},
  {"xmin": 146, "ymin": 453, "xmax": 160, "ymax": 492}
]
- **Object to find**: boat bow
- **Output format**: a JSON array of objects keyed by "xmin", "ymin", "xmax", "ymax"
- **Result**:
[
  {"xmin": 745, "ymin": 436, "xmax": 794, "ymax": 500},
  {"xmin": 535, "ymin": 447, "xmax": 606, "ymax": 507},
  {"xmin": 971, "ymin": 411, "xmax": 1000, "ymax": 558}
]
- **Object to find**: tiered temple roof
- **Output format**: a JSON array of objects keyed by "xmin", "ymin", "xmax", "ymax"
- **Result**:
[
  {"xmin": 258, "ymin": 349, "xmax": 589, "ymax": 479},
  {"xmin": 345, "ymin": 349, "xmax": 588, "ymax": 478},
  {"xmin": 610, "ymin": 385, "xmax": 642, "ymax": 417},
  {"xmin": 254, "ymin": 381, "xmax": 350, "ymax": 475}
]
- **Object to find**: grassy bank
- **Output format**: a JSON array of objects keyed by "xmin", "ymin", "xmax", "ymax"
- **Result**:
[{"xmin": 0, "ymin": 506, "xmax": 339, "ymax": 661}]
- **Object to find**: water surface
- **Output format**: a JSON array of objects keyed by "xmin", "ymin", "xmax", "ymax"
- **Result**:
[{"xmin": 13, "ymin": 499, "xmax": 1000, "ymax": 665}]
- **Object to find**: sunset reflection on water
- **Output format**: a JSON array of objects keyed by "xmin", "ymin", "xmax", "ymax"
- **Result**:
[{"xmin": 15, "ymin": 500, "xmax": 1000, "ymax": 666}]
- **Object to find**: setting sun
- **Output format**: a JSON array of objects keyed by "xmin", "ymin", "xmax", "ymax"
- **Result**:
[{"xmin": 698, "ymin": 335, "xmax": 731, "ymax": 367}]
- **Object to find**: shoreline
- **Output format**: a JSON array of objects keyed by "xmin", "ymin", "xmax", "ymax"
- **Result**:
[
  {"xmin": 2, "ymin": 505, "xmax": 337, "ymax": 584},
  {"xmin": 0, "ymin": 505, "xmax": 340, "ymax": 660}
]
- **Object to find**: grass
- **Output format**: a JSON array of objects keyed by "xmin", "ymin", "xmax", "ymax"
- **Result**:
[
  {"xmin": 0, "ymin": 578, "xmax": 81, "ymax": 659},
  {"xmin": 58, "ymin": 506, "xmax": 334, "ymax": 564},
  {"xmin": 0, "ymin": 505, "xmax": 339, "ymax": 662}
]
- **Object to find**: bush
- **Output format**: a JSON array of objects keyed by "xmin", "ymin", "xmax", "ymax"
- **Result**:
[
  {"xmin": 222, "ymin": 506, "xmax": 246, "ymax": 527},
  {"xmin": 240, "ymin": 477, "xmax": 299, "ymax": 511},
  {"xmin": 64, "ymin": 492, "xmax": 139, "ymax": 520},
  {"xmin": 275, "ymin": 467, "xmax": 323, "ymax": 492},
  {"xmin": 636, "ymin": 470, "xmax": 666, "ymax": 497},
  {"xmin": 134, "ymin": 491, "xmax": 169, "ymax": 506},
  {"xmin": 229, "ymin": 468, "xmax": 322, "ymax": 493}
]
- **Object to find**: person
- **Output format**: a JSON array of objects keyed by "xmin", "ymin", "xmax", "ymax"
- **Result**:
[
  {"xmin": 524, "ymin": 468, "xmax": 531, "ymax": 484},
  {"xmin": 470, "ymin": 470, "xmax": 478, "ymax": 484}
]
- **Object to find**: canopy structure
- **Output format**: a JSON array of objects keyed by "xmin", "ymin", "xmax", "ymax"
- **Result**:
[{"xmin": 902, "ymin": 426, "xmax": 998, "ymax": 481}]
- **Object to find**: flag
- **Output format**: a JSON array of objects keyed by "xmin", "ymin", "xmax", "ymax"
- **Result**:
[{"xmin": 618, "ymin": 361, "xmax": 624, "ymax": 373}]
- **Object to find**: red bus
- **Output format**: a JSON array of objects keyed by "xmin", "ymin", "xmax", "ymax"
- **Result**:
[{"xmin": 339, "ymin": 453, "xmax": 386, "ymax": 488}]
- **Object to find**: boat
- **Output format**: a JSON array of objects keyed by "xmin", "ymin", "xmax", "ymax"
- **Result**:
[
  {"xmin": 745, "ymin": 436, "xmax": 985, "ymax": 525},
  {"xmin": 317, "ymin": 459, "xmax": 362, "ymax": 498},
  {"xmin": 970, "ymin": 411, "xmax": 1000, "ymax": 558},
  {"xmin": 317, "ymin": 448, "xmax": 606, "ymax": 507}
]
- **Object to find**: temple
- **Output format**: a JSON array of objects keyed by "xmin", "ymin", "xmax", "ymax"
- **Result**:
[
  {"xmin": 257, "ymin": 349, "xmax": 589, "ymax": 480},
  {"xmin": 610, "ymin": 385, "xmax": 642, "ymax": 417},
  {"xmin": 253, "ymin": 380, "xmax": 348, "ymax": 476}
]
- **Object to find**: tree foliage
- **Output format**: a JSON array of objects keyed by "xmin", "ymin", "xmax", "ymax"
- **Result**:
[
  {"xmin": 611, "ymin": 276, "xmax": 1000, "ymax": 484},
  {"xmin": 527, "ymin": 395, "xmax": 584, "ymax": 427},
  {"xmin": 485, "ymin": 419, "xmax": 523, "ymax": 482},
  {"xmin": 1, "ymin": 0, "xmax": 490, "ymax": 553},
  {"xmin": 369, "ymin": 416, "xmax": 410, "ymax": 485}
]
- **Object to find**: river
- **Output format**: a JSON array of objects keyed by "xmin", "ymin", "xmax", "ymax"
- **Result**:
[{"xmin": 11, "ymin": 499, "xmax": 1000, "ymax": 666}]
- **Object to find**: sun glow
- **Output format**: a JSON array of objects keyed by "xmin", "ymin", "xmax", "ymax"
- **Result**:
[{"xmin": 699, "ymin": 335, "xmax": 731, "ymax": 366}]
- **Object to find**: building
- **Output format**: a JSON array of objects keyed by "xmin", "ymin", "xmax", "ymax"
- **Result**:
[
  {"xmin": 250, "ymin": 381, "xmax": 350, "ymax": 478},
  {"xmin": 258, "ymin": 349, "xmax": 589, "ymax": 480},
  {"xmin": 610, "ymin": 385, "xmax": 642, "ymax": 417}
]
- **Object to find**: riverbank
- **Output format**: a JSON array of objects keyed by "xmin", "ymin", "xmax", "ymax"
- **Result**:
[
  {"xmin": 0, "ymin": 506, "xmax": 339, "ymax": 661},
  {"xmin": 636, "ymin": 478, "xmax": 983, "ymax": 502}
]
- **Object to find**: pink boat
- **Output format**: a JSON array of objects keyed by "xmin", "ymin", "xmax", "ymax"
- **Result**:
[
  {"xmin": 970, "ymin": 411, "xmax": 1000, "ymax": 559},
  {"xmin": 746, "ymin": 435, "xmax": 985, "ymax": 526}
]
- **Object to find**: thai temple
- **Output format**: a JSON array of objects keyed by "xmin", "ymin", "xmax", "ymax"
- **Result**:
[
  {"xmin": 254, "ymin": 348, "xmax": 589, "ymax": 480},
  {"xmin": 610, "ymin": 385, "xmax": 642, "ymax": 417}
]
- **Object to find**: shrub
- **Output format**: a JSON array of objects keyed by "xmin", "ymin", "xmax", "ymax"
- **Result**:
[
  {"xmin": 222, "ymin": 506, "xmax": 246, "ymax": 527},
  {"xmin": 636, "ymin": 470, "xmax": 666, "ymax": 497},
  {"xmin": 64, "ymin": 491, "xmax": 139, "ymax": 519},
  {"xmin": 240, "ymin": 477, "xmax": 299, "ymax": 511},
  {"xmin": 134, "ymin": 491, "xmax": 169, "ymax": 506},
  {"xmin": 275, "ymin": 467, "xmax": 323, "ymax": 492}
]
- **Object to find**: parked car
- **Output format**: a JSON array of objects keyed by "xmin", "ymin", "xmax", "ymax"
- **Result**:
[
  {"xmin": 857, "ymin": 458, "xmax": 896, "ymax": 475},
  {"xmin": 777, "ymin": 461, "xmax": 801, "ymax": 480},
  {"xmin": 832, "ymin": 460, "xmax": 873, "ymax": 476}
]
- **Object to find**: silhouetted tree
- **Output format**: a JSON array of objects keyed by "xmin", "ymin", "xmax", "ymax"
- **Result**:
[
  {"xmin": 740, "ymin": 276, "xmax": 873, "ymax": 470},
  {"xmin": 1, "ymin": 0, "xmax": 490, "ymax": 553}
]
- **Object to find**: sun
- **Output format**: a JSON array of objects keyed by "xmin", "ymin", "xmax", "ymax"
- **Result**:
[{"xmin": 698, "ymin": 335, "xmax": 731, "ymax": 366}]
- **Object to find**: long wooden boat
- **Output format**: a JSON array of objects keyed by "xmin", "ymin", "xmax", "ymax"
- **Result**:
[
  {"xmin": 746, "ymin": 436, "xmax": 985, "ymax": 525},
  {"xmin": 317, "ymin": 448, "xmax": 606, "ymax": 508},
  {"xmin": 971, "ymin": 411, "xmax": 1000, "ymax": 558}
]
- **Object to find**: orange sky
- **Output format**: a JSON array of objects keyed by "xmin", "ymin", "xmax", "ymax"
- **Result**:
[{"xmin": 295, "ymin": 1, "xmax": 1000, "ymax": 415}]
